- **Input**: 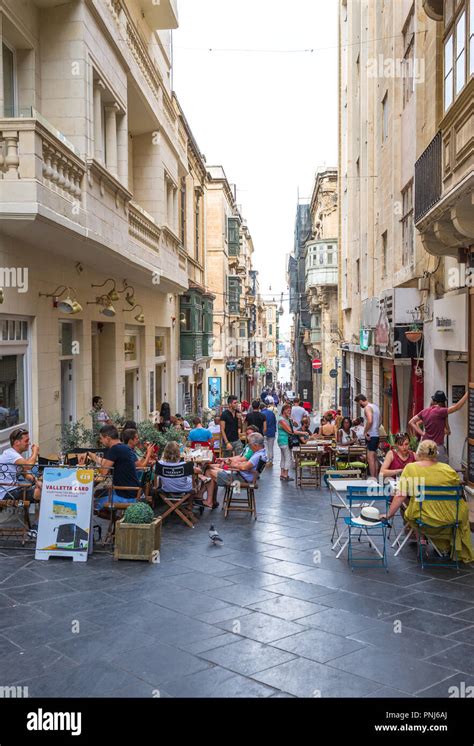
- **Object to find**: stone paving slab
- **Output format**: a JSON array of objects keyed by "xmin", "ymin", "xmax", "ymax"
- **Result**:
[{"xmin": 1, "ymin": 460, "xmax": 472, "ymax": 698}]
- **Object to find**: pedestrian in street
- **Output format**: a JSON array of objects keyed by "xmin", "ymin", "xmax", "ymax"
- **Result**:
[
  {"xmin": 159, "ymin": 402, "xmax": 172, "ymax": 431},
  {"xmin": 354, "ymin": 394, "xmax": 382, "ymax": 477},
  {"xmin": 220, "ymin": 395, "xmax": 243, "ymax": 455},
  {"xmin": 408, "ymin": 390, "xmax": 468, "ymax": 465},
  {"xmin": 291, "ymin": 398, "xmax": 306, "ymax": 428},
  {"xmin": 261, "ymin": 401, "xmax": 277, "ymax": 465},
  {"xmin": 245, "ymin": 400, "xmax": 267, "ymax": 435},
  {"xmin": 278, "ymin": 402, "xmax": 306, "ymax": 481},
  {"xmin": 92, "ymin": 396, "xmax": 112, "ymax": 426}
]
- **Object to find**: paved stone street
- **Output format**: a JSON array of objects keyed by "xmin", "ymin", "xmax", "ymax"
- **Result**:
[{"xmin": 1, "ymin": 462, "xmax": 474, "ymax": 699}]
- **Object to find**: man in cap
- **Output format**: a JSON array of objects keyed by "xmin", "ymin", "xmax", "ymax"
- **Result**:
[{"xmin": 409, "ymin": 390, "xmax": 467, "ymax": 464}]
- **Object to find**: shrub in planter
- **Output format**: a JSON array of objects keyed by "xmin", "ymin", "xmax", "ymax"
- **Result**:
[
  {"xmin": 115, "ymin": 503, "xmax": 161, "ymax": 562},
  {"xmin": 123, "ymin": 502, "xmax": 154, "ymax": 525}
]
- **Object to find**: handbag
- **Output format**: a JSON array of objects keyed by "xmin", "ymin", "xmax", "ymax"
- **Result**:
[{"xmin": 287, "ymin": 419, "xmax": 301, "ymax": 449}]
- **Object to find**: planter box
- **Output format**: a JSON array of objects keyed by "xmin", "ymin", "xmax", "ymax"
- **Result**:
[{"xmin": 114, "ymin": 517, "xmax": 162, "ymax": 562}]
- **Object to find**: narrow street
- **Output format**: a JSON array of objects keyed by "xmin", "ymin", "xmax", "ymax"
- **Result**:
[{"xmin": 2, "ymin": 459, "xmax": 473, "ymax": 699}]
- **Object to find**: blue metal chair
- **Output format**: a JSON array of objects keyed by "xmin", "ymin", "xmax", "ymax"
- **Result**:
[
  {"xmin": 412, "ymin": 484, "xmax": 463, "ymax": 570},
  {"xmin": 344, "ymin": 486, "xmax": 391, "ymax": 570}
]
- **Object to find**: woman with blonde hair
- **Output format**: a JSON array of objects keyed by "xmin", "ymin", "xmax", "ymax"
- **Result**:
[{"xmin": 382, "ymin": 440, "xmax": 474, "ymax": 563}]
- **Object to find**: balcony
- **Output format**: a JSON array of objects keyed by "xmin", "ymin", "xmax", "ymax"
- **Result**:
[
  {"xmin": 0, "ymin": 114, "xmax": 187, "ymax": 289},
  {"xmin": 139, "ymin": 0, "xmax": 178, "ymax": 30},
  {"xmin": 415, "ymin": 131, "xmax": 442, "ymax": 223},
  {"xmin": 415, "ymin": 80, "xmax": 474, "ymax": 257},
  {"xmin": 306, "ymin": 266, "xmax": 338, "ymax": 288},
  {"xmin": 180, "ymin": 334, "xmax": 204, "ymax": 362}
]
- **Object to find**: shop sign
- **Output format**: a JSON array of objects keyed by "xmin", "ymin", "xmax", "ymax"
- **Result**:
[
  {"xmin": 226, "ymin": 361, "xmax": 237, "ymax": 372},
  {"xmin": 432, "ymin": 295, "xmax": 467, "ymax": 352}
]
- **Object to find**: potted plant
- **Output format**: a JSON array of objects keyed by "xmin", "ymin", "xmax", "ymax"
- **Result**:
[
  {"xmin": 114, "ymin": 502, "xmax": 161, "ymax": 562},
  {"xmin": 405, "ymin": 309, "xmax": 424, "ymax": 344}
]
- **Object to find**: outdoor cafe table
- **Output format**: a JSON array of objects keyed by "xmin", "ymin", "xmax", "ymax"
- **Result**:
[{"xmin": 327, "ymin": 478, "xmax": 390, "ymax": 559}]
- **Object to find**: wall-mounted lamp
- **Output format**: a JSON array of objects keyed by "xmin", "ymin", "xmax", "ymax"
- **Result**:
[
  {"xmin": 87, "ymin": 295, "xmax": 116, "ymax": 317},
  {"xmin": 91, "ymin": 278, "xmax": 120, "ymax": 302},
  {"xmin": 39, "ymin": 286, "xmax": 83, "ymax": 314},
  {"xmin": 123, "ymin": 304, "xmax": 145, "ymax": 323}
]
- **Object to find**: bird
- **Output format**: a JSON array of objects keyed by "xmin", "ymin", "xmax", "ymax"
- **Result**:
[{"xmin": 209, "ymin": 525, "xmax": 223, "ymax": 545}]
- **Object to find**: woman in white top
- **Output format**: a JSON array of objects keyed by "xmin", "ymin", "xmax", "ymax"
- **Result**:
[{"xmin": 337, "ymin": 417, "xmax": 357, "ymax": 446}]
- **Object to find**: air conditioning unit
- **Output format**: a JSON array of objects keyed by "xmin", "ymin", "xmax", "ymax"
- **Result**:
[{"xmin": 380, "ymin": 288, "xmax": 421, "ymax": 325}]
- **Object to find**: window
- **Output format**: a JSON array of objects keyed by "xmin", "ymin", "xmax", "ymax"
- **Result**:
[
  {"xmin": 456, "ymin": 11, "xmax": 466, "ymax": 93},
  {"xmin": 228, "ymin": 276, "xmax": 241, "ymax": 315},
  {"xmin": 402, "ymin": 6, "xmax": 415, "ymax": 106},
  {"xmin": 445, "ymin": 34, "xmax": 454, "ymax": 109},
  {"xmin": 2, "ymin": 43, "xmax": 15, "ymax": 117},
  {"xmin": 401, "ymin": 182, "xmax": 414, "ymax": 266},
  {"xmin": 59, "ymin": 321, "xmax": 74, "ymax": 357},
  {"xmin": 269, "ymin": 324, "xmax": 273, "ymax": 336},
  {"xmin": 180, "ymin": 177, "xmax": 186, "ymax": 247},
  {"xmin": 227, "ymin": 217, "xmax": 240, "ymax": 256},
  {"xmin": 239, "ymin": 322, "xmax": 247, "ymax": 339},
  {"xmin": 382, "ymin": 93, "xmax": 389, "ymax": 142},
  {"xmin": 444, "ymin": 0, "xmax": 472, "ymax": 110},
  {"xmin": 179, "ymin": 309, "xmax": 191, "ymax": 332},
  {"xmin": 0, "ymin": 319, "xmax": 29, "ymax": 433},
  {"xmin": 267, "ymin": 342, "xmax": 273, "ymax": 353},
  {"xmin": 470, "ymin": 5, "xmax": 474, "ymax": 73},
  {"xmin": 381, "ymin": 231, "xmax": 388, "ymax": 278},
  {"xmin": 195, "ymin": 190, "xmax": 201, "ymax": 260}
]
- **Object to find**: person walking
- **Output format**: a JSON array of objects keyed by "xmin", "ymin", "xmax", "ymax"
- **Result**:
[
  {"xmin": 261, "ymin": 401, "xmax": 277, "ymax": 465},
  {"xmin": 408, "ymin": 390, "xmax": 467, "ymax": 465},
  {"xmin": 278, "ymin": 402, "xmax": 306, "ymax": 481},
  {"xmin": 291, "ymin": 398, "xmax": 306, "ymax": 428},
  {"xmin": 245, "ymin": 400, "xmax": 267, "ymax": 436},
  {"xmin": 220, "ymin": 395, "xmax": 243, "ymax": 455},
  {"xmin": 354, "ymin": 394, "xmax": 381, "ymax": 477}
]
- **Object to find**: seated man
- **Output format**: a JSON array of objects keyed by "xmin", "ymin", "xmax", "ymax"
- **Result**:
[
  {"xmin": 0, "ymin": 428, "xmax": 41, "ymax": 501},
  {"xmin": 89, "ymin": 425, "xmax": 141, "ymax": 509},
  {"xmin": 205, "ymin": 433, "xmax": 267, "ymax": 501},
  {"xmin": 188, "ymin": 417, "xmax": 212, "ymax": 446},
  {"xmin": 122, "ymin": 428, "xmax": 155, "ymax": 468}
]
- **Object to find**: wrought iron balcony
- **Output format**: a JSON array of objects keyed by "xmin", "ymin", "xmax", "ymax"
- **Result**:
[{"xmin": 414, "ymin": 131, "xmax": 442, "ymax": 224}]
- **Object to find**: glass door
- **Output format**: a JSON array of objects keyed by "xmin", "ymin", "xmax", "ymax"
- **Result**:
[
  {"xmin": 125, "ymin": 369, "xmax": 140, "ymax": 421},
  {"xmin": 60, "ymin": 360, "xmax": 74, "ymax": 427}
]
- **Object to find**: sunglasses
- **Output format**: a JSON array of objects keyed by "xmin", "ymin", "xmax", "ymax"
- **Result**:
[{"xmin": 11, "ymin": 429, "xmax": 28, "ymax": 440}]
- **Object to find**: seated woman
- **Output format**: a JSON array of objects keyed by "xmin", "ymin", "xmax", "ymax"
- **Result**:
[
  {"xmin": 158, "ymin": 441, "xmax": 213, "ymax": 508},
  {"xmin": 382, "ymin": 440, "xmax": 474, "ymax": 563},
  {"xmin": 337, "ymin": 417, "xmax": 356, "ymax": 446},
  {"xmin": 380, "ymin": 433, "xmax": 415, "ymax": 480},
  {"xmin": 320, "ymin": 415, "xmax": 336, "ymax": 439}
]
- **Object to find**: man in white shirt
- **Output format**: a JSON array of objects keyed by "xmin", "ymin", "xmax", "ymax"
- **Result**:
[
  {"xmin": 291, "ymin": 399, "xmax": 307, "ymax": 428},
  {"xmin": 93, "ymin": 396, "xmax": 112, "ymax": 425},
  {"xmin": 0, "ymin": 428, "xmax": 41, "ymax": 501}
]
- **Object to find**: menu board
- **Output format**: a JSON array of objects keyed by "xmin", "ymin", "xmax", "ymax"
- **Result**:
[
  {"xmin": 452, "ymin": 385, "xmax": 466, "ymax": 404},
  {"xmin": 468, "ymin": 442, "xmax": 474, "ymax": 486},
  {"xmin": 35, "ymin": 468, "xmax": 94, "ymax": 563},
  {"xmin": 469, "ymin": 387, "xmax": 474, "ymax": 440}
]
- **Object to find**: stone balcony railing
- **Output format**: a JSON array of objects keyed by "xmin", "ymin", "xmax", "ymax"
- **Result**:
[
  {"xmin": 129, "ymin": 201, "xmax": 161, "ymax": 253},
  {"xmin": 0, "ymin": 116, "xmax": 87, "ymax": 228},
  {"xmin": 0, "ymin": 113, "xmax": 188, "ymax": 291},
  {"xmin": 106, "ymin": 0, "xmax": 178, "ymax": 148}
]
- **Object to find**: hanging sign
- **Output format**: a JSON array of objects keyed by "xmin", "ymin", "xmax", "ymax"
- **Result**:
[
  {"xmin": 208, "ymin": 377, "xmax": 222, "ymax": 408},
  {"xmin": 226, "ymin": 361, "xmax": 237, "ymax": 372},
  {"xmin": 35, "ymin": 468, "xmax": 94, "ymax": 563}
]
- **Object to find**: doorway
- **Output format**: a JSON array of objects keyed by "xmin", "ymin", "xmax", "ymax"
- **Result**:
[
  {"xmin": 447, "ymin": 360, "xmax": 468, "ymax": 470},
  {"xmin": 125, "ymin": 369, "xmax": 140, "ymax": 421},
  {"xmin": 60, "ymin": 360, "xmax": 74, "ymax": 427}
]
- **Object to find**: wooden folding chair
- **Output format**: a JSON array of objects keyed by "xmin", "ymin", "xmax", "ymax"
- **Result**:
[
  {"xmin": 222, "ymin": 458, "xmax": 266, "ymax": 520},
  {"xmin": 100, "ymin": 485, "xmax": 144, "ymax": 545},
  {"xmin": 155, "ymin": 462, "xmax": 198, "ymax": 529}
]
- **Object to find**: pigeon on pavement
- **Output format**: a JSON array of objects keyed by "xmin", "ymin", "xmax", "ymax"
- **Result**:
[{"xmin": 209, "ymin": 525, "xmax": 223, "ymax": 545}]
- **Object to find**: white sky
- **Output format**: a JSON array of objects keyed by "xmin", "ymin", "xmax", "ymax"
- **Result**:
[{"xmin": 172, "ymin": 0, "xmax": 338, "ymax": 334}]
